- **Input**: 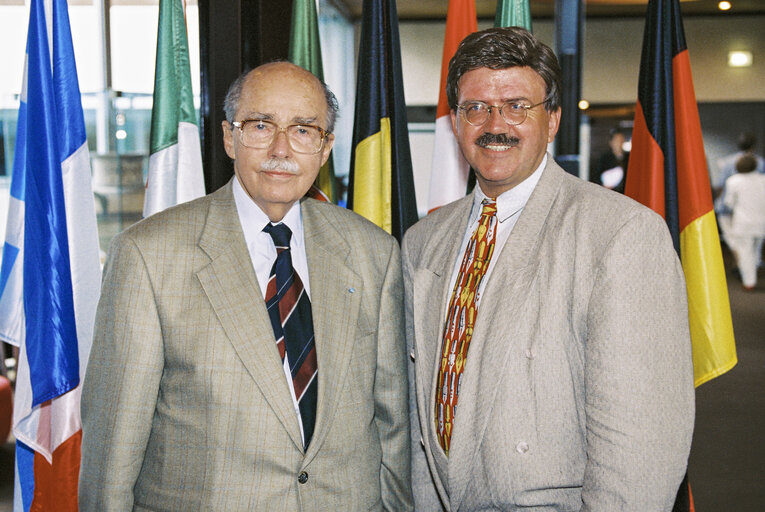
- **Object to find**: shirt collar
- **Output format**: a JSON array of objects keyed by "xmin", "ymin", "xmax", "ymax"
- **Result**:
[
  {"xmin": 472, "ymin": 153, "xmax": 547, "ymax": 224},
  {"xmin": 233, "ymin": 177, "xmax": 304, "ymax": 247}
]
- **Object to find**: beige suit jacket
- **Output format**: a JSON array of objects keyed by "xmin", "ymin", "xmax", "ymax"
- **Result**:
[
  {"xmin": 79, "ymin": 181, "xmax": 413, "ymax": 511},
  {"xmin": 403, "ymin": 160, "xmax": 695, "ymax": 511}
]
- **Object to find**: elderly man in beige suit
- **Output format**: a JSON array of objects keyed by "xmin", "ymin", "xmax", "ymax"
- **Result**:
[
  {"xmin": 79, "ymin": 62, "xmax": 413, "ymax": 511},
  {"xmin": 404, "ymin": 28, "xmax": 694, "ymax": 511}
]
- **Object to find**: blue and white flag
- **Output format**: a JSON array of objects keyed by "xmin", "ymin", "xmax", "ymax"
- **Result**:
[{"xmin": 0, "ymin": 0, "xmax": 101, "ymax": 510}]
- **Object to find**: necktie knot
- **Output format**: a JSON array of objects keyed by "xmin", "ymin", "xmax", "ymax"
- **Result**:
[
  {"xmin": 480, "ymin": 198, "xmax": 497, "ymax": 218},
  {"xmin": 264, "ymin": 222, "xmax": 292, "ymax": 251}
]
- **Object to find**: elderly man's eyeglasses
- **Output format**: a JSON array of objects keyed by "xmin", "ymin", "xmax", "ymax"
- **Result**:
[
  {"xmin": 231, "ymin": 119, "xmax": 330, "ymax": 154},
  {"xmin": 456, "ymin": 100, "xmax": 547, "ymax": 127}
]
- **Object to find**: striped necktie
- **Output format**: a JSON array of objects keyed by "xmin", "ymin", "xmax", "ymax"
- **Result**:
[
  {"xmin": 435, "ymin": 198, "xmax": 498, "ymax": 454},
  {"xmin": 263, "ymin": 223, "xmax": 318, "ymax": 450}
]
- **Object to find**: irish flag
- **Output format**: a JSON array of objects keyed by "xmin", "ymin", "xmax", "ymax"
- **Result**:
[
  {"xmin": 0, "ymin": 0, "xmax": 101, "ymax": 509},
  {"xmin": 143, "ymin": 0, "xmax": 205, "ymax": 218},
  {"xmin": 426, "ymin": 0, "xmax": 477, "ymax": 212}
]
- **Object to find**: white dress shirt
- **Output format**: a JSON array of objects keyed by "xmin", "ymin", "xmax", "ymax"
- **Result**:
[
  {"xmin": 445, "ymin": 154, "xmax": 547, "ymax": 310},
  {"xmin": 233, "ymin": 177, "xmax": 310, "ymax": 445}
]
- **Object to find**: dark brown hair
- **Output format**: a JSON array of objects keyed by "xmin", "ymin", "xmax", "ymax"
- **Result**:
[{"xmin": 446, "ymin": 27, "xmax": 562, "ymax": 113}]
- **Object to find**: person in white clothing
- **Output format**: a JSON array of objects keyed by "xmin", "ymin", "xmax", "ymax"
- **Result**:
[{"xmin": 724, "ymin": 154, "xmax": 765, "ymax": 290}]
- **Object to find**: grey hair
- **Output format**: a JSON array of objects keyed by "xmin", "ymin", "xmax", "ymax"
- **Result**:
[{"xmin": 223, "ymin": 64, "xmax": 339, "ymax": 133}]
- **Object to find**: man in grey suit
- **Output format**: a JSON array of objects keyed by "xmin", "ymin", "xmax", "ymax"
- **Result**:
[
  {"xmin": 80, "ymin": 62, "xmax": 413, "ymax": 511},
  {"xmin": 404, "ymin": 27, "xmax": 694, "ymax": 511}
]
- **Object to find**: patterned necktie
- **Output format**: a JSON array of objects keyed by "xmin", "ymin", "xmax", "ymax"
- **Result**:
[
  {"xmin": 435, "ymin": 199, "xmax": 498, "ymax": 454},
  {"xmin": 263, "ymin": 223, "xmax": 318, "ymax": 450}
]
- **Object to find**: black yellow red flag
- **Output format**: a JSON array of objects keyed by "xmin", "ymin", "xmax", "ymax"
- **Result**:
[
  {"xmin": 625, "ymin": 1, "xmax": 737, "ymax": 508},
  {"xmin": 348, "ymin": 0, "xmax": 417, "ymax": 242}
]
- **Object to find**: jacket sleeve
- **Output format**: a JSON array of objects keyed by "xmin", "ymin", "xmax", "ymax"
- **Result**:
[
  {"xmin": 79, "ymin": 234, "xmax": 163, "ymax": 511},
  {"xmin": 375, "ymin": 237, "xmax": 415, "ymax": 511},
  {"xmin": 581, "ymin": 209, "xmax": 695, "ymax": 511}
]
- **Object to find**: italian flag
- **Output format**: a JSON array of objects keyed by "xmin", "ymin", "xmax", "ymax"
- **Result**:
[{"xmin": 143, "ymin": 0, "xmax": 205, "ymax": 218}]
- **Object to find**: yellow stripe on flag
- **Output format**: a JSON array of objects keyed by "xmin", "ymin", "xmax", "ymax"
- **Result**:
[
  {"xmin": 680, "ymin": 210, "xmax": 737, "ymax": 387},
  {"xmin": 352, "ymin": 117, "xmax": 392, "ymax": 233}
]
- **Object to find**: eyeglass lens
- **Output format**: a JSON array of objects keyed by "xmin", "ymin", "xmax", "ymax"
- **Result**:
[
  {"xmin": 462, "ymin": 102, "xmax": 529, "ymax": 126},
  {"xmin": 239, "ymin": 120, "xmax": 324, "ymax": 154}
]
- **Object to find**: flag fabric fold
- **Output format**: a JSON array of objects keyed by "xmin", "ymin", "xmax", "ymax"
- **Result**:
[
  {"xmin": 426, "ymin": 0, "xmax": 477, "ymax": 212},
  {"xmin": 625, "ymin": 0, "xmax": 736, "ymax": 390},
  {"xmin": 289, "ymin": 0, "xmax": 337, "ymax": 203},
  {"xmin": 143, "ymin": 0, "xmax": 205, "ymax": 218},
  {"xmin": 348, "ymin": 0, "xmax": 418, "ymax": 242},
  {"xmin": 0, "ymin": 0, "xmax": 101, "ymax": 510},
  {"xmin": 495, "ymin": 0, "xmax": 532, "ymax": 31}
]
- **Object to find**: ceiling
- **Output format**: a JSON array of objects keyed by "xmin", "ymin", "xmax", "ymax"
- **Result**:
[{"xmin": 334, "ymin": 0, "xmax": 765, "ymax": 20}]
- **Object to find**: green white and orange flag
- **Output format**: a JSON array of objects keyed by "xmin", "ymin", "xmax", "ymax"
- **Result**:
[
  {"xmin": 625, "ymin": 0, "xmax": 737, "ymax": 391},
  {"xmin": 426, "ymin": 0, "xmax": 477, "ymax": 212},
  {"xmin": 143, "ymin": 0, "xmax": 205, "ymax": 218},
  {"xmin": 348, "ymin": 0, "xmax": 418, "ymax": 242},
  {"xmin": 495, "ymin": 0, "xmax": 532, "ymax": 31},
  {"xmin": 289, "ymin": 0, "xmax": 337, "ymax": 203}
]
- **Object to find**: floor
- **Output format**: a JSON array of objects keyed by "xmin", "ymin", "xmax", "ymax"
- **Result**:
[{"xmin": 0, "ymin": 250, "xmax": 763, "ymax": 510}]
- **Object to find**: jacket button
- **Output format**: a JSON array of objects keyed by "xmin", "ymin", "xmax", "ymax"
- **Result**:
[
  {"xmin": 298, "ymin": 471, "xmax": 308, "ymax": 484},
  {"xmin": 525, "ymin": 348, "xmax": 534, "ymax": 359},
  {"xmin": 516, "ymin": 441, "xmax": 529, "ymax": 454}
]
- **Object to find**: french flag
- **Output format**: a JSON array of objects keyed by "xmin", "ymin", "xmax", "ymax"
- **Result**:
[{"xmin": 0, "ymin": 0, "xmax": 101, "ymax": 510}]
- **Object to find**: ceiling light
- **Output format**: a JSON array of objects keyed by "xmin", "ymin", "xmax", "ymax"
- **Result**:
[
  {"xmin": 728, "ymin": 51, "xmax": 752, "ymax": 67},
  {"xmin": 718, "ymin": 1, "xmax": 732, "ymax": 10}
]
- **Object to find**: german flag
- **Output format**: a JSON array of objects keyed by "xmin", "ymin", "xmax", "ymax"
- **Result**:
[
  {"xmin": 625, "ymin": 1, "xmax": 737, "ymax": 506},
  {"xmin": 348, "ymin": 0, "xmax": 417, "ymax": 242}
]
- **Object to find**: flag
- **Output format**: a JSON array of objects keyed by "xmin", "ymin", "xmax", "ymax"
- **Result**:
[
  {"xmin": 347, "ymin": 0, "xmax": 418, "ymax": 242},
  {"xmin": 0, "ymin": 0, "xmax": 101, "ymax": 510},
  {"xmin": 625, "ymin": 1, "xmax": 737, "ymax": 506},
  {"xmin": 495, "ymin": 0, "xmax": 532, "ymax": 31},
  {"xmin": 289, "ymin": 0, "xmax": 337, "ymax": 203},
  {"xmin": 143, "ymin": 0, "xmax": 205, "ymax": 218},
  {"xmin": 426, "ymin": 0, "xmax": 477, "ymax": 212}
]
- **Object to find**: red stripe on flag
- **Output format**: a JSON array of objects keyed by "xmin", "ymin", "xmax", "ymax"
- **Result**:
[
  {"xmin": 624, "ymin": 102, "xmax": 666, "ymax": 219},
  {"xmin": 31, "ymin": 430, "xmax": 81, "ymax": 512},
  {"xmin": 672, "ymin": 49, "xmax": 714, "ymax": 232}
]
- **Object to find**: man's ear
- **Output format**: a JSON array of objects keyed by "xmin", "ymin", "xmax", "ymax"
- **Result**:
[
  {"xmin": 320, "ymin": 134, "xmax": 334, "ymax": 166},
  {"xmin": 222, "ymin": 121, "xmax": 235, "ymax": 159}
]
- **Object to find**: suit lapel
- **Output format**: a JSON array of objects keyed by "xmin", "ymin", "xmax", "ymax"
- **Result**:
[
  {"xmin": 447, "ymin": 160, "xmax": 565, "ymax": 509},
  {"xmin": 300, "ymin": 200, "xmax": 363, "ymax": 463},
  {"xmin": 195, "ymin": 182, "xmax": 304, "ymax": 450}
]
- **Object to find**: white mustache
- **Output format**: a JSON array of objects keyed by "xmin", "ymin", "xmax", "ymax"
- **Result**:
[{"xmin": 260, "ymin": 158, "xmax": 299, "ymax": 173}]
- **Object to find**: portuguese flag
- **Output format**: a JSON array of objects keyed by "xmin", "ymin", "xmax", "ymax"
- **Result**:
[
  {"xmin": 625, "ymin": 1, "xmax": 737, "ymax": 507},
  {"xmin": 348, "ymin": 0, "xmax": 417, "ymax": 242},
  {"xmin": 143, "ymin": 0, "xmax": 205, "ymax": 218},
  {"xmin": 289, "ymin": 0, "xmax": 337, "ymax": 203}
]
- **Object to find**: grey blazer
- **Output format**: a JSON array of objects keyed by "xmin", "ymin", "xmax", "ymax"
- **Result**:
[
  {"xmin": 79, "ymin": 181, "xmax": 413, "ymax": 511},
  {"xmin": 403, "ymin": 159, "xmax": 694, "ymax": 511}
]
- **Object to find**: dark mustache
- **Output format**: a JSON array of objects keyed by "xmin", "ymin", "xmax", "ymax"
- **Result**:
[{"xmin": 475, "ymin": 133, "xmax": 520, "ymax": 147}]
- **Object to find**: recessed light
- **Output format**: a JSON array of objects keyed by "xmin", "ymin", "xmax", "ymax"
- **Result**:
[
  {"xmin": 718, "ymin": 1, "xmax": 732, "ymax": 10},
  {"xmin": 728, "ymin": 51, "xmax": 752, "ymax": 67}
]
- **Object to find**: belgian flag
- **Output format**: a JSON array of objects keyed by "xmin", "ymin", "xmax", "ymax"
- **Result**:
[
  {"xmin": 348, "ymin": 0, "xmax": 417, "ymax": 242},
  {"xmin": 625, "ymin": 1, "xmax": 737, "ymax": 507}
]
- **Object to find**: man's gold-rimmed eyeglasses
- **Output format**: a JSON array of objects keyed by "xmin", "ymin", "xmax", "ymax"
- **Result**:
[
  {"xmin": 231, "ymin": 119, "xmax": 331, "ymax": 154},
  {"xmin": 456, "ymin": 100, "xmax": 547, "ymax": 127}
]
